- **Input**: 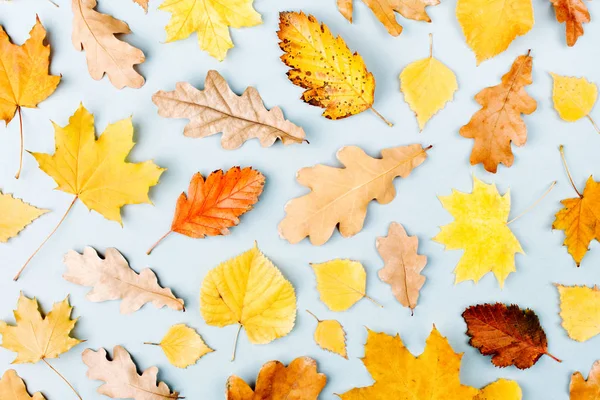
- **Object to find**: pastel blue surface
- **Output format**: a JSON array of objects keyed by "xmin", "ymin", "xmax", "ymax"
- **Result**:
[{"xmin": 1, "ymin": 0, "xmax": 599, "ymax": 398}]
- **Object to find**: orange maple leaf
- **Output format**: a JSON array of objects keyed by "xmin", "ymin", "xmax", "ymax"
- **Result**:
[
  {"xmin": 147, "ymin": 167, "xmax": 265, "ymax": 254},
  {"xmin": 550, "ymin": 0, "xmax": 590, "ymax": 47}
]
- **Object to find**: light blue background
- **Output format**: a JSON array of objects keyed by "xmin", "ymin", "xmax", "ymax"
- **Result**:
[{"xmin": 1, "ymin": 0, "xmax": 599, "ymax": 398}]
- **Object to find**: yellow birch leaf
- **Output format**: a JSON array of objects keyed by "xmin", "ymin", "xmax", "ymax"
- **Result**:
[
  {"xmin": 0, "ymin": 192, "xmax": 48, "ymax": 243},
  {"xmin": 0, "ymin": 370, "xmax": 45, "ymax": 400},
  {"xmin": 556, "ymin": 284, "xmax": 600, "ymax": 342},
  {"xmin": 400, "ymin": 35, "xmax": 458, "ymax": 131},
  {"xmin": 550, "ymin": 73, "xmax": 599, "ymax": 133},
  {"xmin": 306, "ymin": 311, "xmax": 347, "ymax": 359},
  {"xmin": 433, "ymin": 176, "xmax": 523, "ymax": 287},
  {"xmin": 200, "ymin": 244, "xmax": 296, "ymax": 360},
  {"xmin": 158, "ymin": 0, "xmax": 262, "ymax": 61},
  {"xmin": 310, "ymin": 259, "xmax": 379, "ymax": 312},
  {"xmin": 456, "ymin": 0, "xmax": 533, "ymax": 64},
  {"xmin": 475, "ymin": 379, "xmax": 522, "ymax": 400},
  {"xmin": 147, "ymin": 324, "xmax": 213, "ymax": 368}
]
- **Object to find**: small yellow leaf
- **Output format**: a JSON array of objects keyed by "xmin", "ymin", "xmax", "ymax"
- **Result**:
[
  {"xmin": 400, "ymin": 36, "xmax": 458, "ymax": 130},
  {"xmin": 557, "ymin": 284, "xmax": 600, "ymax": 342},
  {"xmin": 474, "ymin": 379, "xmax": 522, "ymax": 400},
  {"xmin": 311, "ymin": 259, "xmax": 379, "ymax": 311},
  {"xmin": 551, "ymin": 73, "xmax": 598, "ymax": 124},
  {"xmin": 0, "ymin": 192, "xmax": 48, "ymax": 242},
  {"xmin": 307, "ymin": 311, "xmax": 347, "ymax": 359},
  {"xmin": 148, "ymin": 324, "xmax": 213, "ymax": 368},
  {"xmin": 0, "ymin": 370, "xmax": 45, "ymax": 400}
]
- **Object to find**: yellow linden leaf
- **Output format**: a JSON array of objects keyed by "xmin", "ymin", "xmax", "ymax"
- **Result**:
[
  {"xmin": 200, "ymin": 244, "xmax": 296, "ymax": 360},
  {"xmin": 433, "ymin": 176, "xmax": 524, "ymax": 287},
  {"xmin": 556, "ymin": 284, "xmax": 600, "ymax": 342},
  {"xmin": 306, "ymin": 310, "xmax": 347, "ymax": 359},
  {"xmin": 456, "ymin": 0, "xmax": 533, "ymax": 64},
  {"xmin": 311, "ymin": 259, "xmax": 380, "ymax": 312},
  {"xmin": 31, "ymin": 104, "xmax": 164, "ymax": 224},
  {"xmin": 147, "ymin": 324, "xmax": 213, "ymax": 368},
  {"xmin": 400, "ymin": 35, "xmax": 458, "ymax": 131},
  {"xmin": 0, "ymin": 293, "xmax": 82, "ymax": 364},
  {"xmin": 159, "ymin": 0, "xmax": 262, "ymax": 61},
  {"xmin": 474, "ymin": 379, "xmax": 522, "ymax": 400},
  {"xmin": 0, "ymin": 370, "xmax": 45, "ymax": 400},
  {"xmin": 550, "ymin": 73, "xmax": 599, "ymax": 133},
  {"xmin": 0, "ymin": 192, "xmax": 48, "ymax": 242}
]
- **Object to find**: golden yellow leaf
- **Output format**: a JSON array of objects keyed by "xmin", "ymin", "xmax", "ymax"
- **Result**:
[
  {"xmin": 551, "ymin": 73, "xmax": 599, "ymax": 133},
  {"xmin": 200, "ymin": 244, "xmax": 296, "ymax": 360},
  {"xmin": 310, "ymin": 259, "xmax": 380, "ymax": 312},
  {"xmin": 277, "ymin": 11, "xmax": 391, "ymax": 125},
  {"xmin": 474, "ymin": 379, "xmax": 522, "ymax": 400},
  {"xmin": 306, "ymin": 310, "xmax": 347, "ymax": 359},
  {"xmin": 571, "ymin": 360, "xmax": 600, "ymax": 400},
  {"xmin": 146, "ymin": 324, "xmax": 213, "ymax": 368},
  {"xmin": 556, "ymin": 284, "xmax": 600, "ymax": 342},
  {"xmin": 456, "ymin": 0, "xmax": 533, "ymax": 64},
  {"xmin": 433, "ymin": 176, "xmax": 523, "ymax": 287},
  {"xmin": 0, "ymin": 192, "xmax": 48, "ymax": 243},
  {"xmin": 0, "ymin": 370, "xmax": 45, "ymax": 400},
  {"xmin": 159, "ymin": 0, "xmax": 262, "ymax": 61},
  {"xmin": 279, "ymin": 144, "xmax": 429, "ymax": 245},
  {"xmin": 0, "ymin": 293, "xmax": 82, "ymax": 364},
  {"xmin": 400, "ymin": 35, "xmax": 457, "ymax": 131}
]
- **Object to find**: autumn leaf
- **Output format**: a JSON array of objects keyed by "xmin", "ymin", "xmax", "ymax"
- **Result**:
[
  {"xmin": 456, "ymin": 0, "xmax": 533, "ymax": 64},
  {"xmin": 306, "ymin": 311, "xmax": 347, "ymax": 359},
  {"xmin": 0, "ymin": 17, "xmax": 60, "ymax": 179},
  {"xmin": 0, "ymin": 294, "xmax": 83, "ymax": 399},
  {"xmin": 226, "ymin": 357, "xmax": 326, "ymax": 400},
  {"xmin": 147, "ymin": 167, "xmax": 264, "ymax": 254},
  {"xmin": 158, "ymin": 0, "xmax": 261, "ymax": 61},
  {"xmin": 339, "ymin": 326, "xmax": 521, "ymax": 399},
  {"xmin": 553, "ymin": 145, "xmax": 600, "ymax": 266},
  {"xmin": 63, "ymin": 247, "xmax": 184, "ymax": 314},
  {"xmin": 145, "ymin": 324, "xmax": 213, "ymax": 368},
  {"xmin": 551, "ymin": 73, "xmax": 598, "ymax": 134},
  {"xmin": 132, "ymin": 0, "xmax": 149, "ymax": 12},
  {"xmin": 311, "ymin": 259, "xmax": 381, "ymax": 311},
  {"xmin": 337, "ymin": 0, "xmax": 440, "ymax": 36},
  {"xmin": 0, "ymin": 192, "xmax": 48, "ymax": 243},
  {"xmin": 377, "ymin": 222, "xmax": 427, "ymax": 313},
  {"xmin": 460, "ymin": 51, "xmax": 537, "ymax": 173},
  {"xmin": 277, "ymin": 11, "xmax": 392, "ymax": 126},
  {"xmin": 152, "ymin": 70, "xmax": 306, "ymax": 149},
  {"xmin": 556, "ymin": 284, "xmax": 600, "ymax": 342},
  {"xmin": 72, "ymin": 0, "xmax": 145, "ymax": 89},
  {"xmin": 400, "ymin": 34, "xmax": 457, "ymax": 131},
  {"xmin": 82, "ymin": 346, "xmax": 180, "ymax": 400},
  {"xmin": 279, "ymin": 144, "xmax": 429, "ymax": 245},
  {"xmin": 550, "ymin": 0, "xmax": 590, "ymax": 47},
  {"xmin": 200, "ymin": 244, "xmax": 296, "ymax": 360},
  {"xmin": 571, "ymin": 361, "xmax": 600, "ymax": 400},
  {"xmin": 18, "ymin": 104, "xmax": 164, "ymax": 280},
  {"xmin": 474, "ymin": 380, "xmax": 522, "ymax": 400},
  {"xmin": 463, "ymin": 303, "xmax": 560, "ymax": 369},
  {"xmin": 0, "ymin": 370, "xmax": 45, "ymax": 400}
]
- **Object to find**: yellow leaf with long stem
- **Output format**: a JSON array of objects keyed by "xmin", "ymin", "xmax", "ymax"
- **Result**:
[{"xmin": 551, "ymin": 73, "xmax": 599, "ymax": 134}]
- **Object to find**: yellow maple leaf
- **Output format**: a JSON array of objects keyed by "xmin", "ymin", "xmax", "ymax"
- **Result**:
[
  {"xmin": 200, "ymin": 244, "xmax": 296, "ymax": 360},
  {"xmin": 158, "ymin": 0, "xmax": 262, "ymax": 61},
  {"xmin": 556, "ymin": 284, "xmax": 600, "ymax": 342},
  {"xmin": 0, "ymin": 370, "xmax": 45, "ymax": 400},
  {"xmin": 400, "ymin": 34, "xmax": 458, "ymax": 131},
  {"xmin": 433, "ymin": 176, "xmax": 523, "ymax": 287},
  {"xmin": 145, "ymin": 324, "xmax": 213, "ymax": 368},
  {"xmin": 0, "ymin": 192, "xmax": 48, "ymax": 243},
  {"xmin": 550, "ymin": 73, "xmax": 599, "ymax": 133},
  {"xmin": 456, "ymin": 0, "xmax": 534, "ymax": 64},
  {"xmin": 306, "ymin": 310, "xmax": 347, "ymax": 359},
  {"xmin": 311, "ymin": 259, "xmax": 381, "ymax": 312}
]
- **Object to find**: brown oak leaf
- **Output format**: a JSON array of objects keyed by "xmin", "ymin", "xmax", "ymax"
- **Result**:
[
  {"xmin": 550, "ymin": 0, "xmax": 590, "ymax": 47},
  {"xmin": 462, "ymin": 303, "xmax": 560, "ymax": 369},
  {"xmin": 226, "ymin": 357, "xmax": 326, "ymax": 400},
  {"xmin": 571, "ymin": 360, "xmax": 600, "ymax": 399},
  {"xmin": 460, "ymin": 51, "xmax": 537, "ymax": 173}
]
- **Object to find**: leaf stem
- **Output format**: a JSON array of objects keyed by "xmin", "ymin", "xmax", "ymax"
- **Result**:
[
  {"xmin": 43, "ymin": 359, "xmax": 82, "ymax": 400},
  {"xmin": 46, "ymin": 0, "xmax": 59, "ymax": 7},
  {"xmin": 143, "ymin": 342, "xmax": 160, "ymax": 346},
  {"xmin": 363, "ymin": 293, "xmax": 383, "ymax": 308},
  {"xmin": 146, "ymin": 231, "xmax": 172, "ymax": 255},
  {"xmin": 370, "ymin": 107, "xmax": 393, "ymax": 127},
  {"xmin": 305, "ymin": 309, "xmax": 321, "ymax": 322},
  {"xmin": 14, "ymin": 195, "xmax": 78, "ymax": 280},
  {"xmin": 15, "ymin": 106, "xmax": 23, "ymax": 179},
  {"xmin": 559, "ymin": 145, "xmax": 582, "ymax": 198},
  {"xmin": 429, "ymin": 33, "xmax": 433, "ymax": 58},
  {"xmin": 231, "ymin": 324, "xmax": 242, "ymax": 362},
  {"xmin": 507, "ymin": 181, "xmax": 557, "ymax": 225},
  {"xmin": 545, "ymin": 352, "xmax": 562, "ymax": 363},
  {"xmin": 587, "ymin": 115, "xmax": 600, "ymax": 134}
]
